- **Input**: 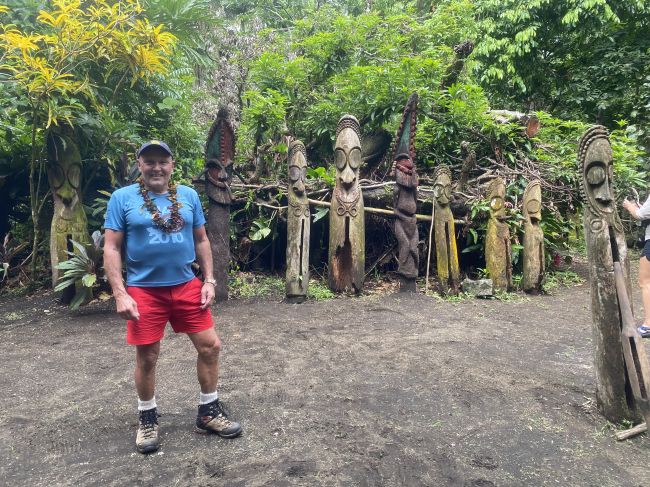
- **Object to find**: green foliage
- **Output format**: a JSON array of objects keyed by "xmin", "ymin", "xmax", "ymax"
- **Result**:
[
  {"xmin": 542, "ymin": 270, "xmax": 585, "ymax": 294},
  {"xmin": 229, "ymin": 272, "xmax": 284, "ymax": 298},
  {"xmin": 307, "ymin": 279, "xmax": 335, "ymax": 300},
  {"xmin": 474, "ymin": 0, "xmax": 650, "ymax": 137},
  {"xmin": 54, "ymin": 239, "xmax": 102, "ymax": 310}
]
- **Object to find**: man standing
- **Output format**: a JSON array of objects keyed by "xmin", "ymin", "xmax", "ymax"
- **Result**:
[{"xmin": 104, "ymin": 140, "xmax": 241, "ymax": 454}]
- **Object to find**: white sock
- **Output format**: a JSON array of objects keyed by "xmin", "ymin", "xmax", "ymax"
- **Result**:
[
  {"xmin": 138, "ymin": 397, "xmax": 157, "ymax": 411},
  {"xmin": 199, "ymin": 390, "xmax": 218, "ymax": 405}
]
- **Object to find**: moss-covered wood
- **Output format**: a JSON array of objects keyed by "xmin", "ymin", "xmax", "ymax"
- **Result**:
[
  {"xmin": 286, "ymin": 140, "xmax": 310, "ymax": 302},
  {"xmin": 580, "ymin": 125, "xmax": 638, "ymax": 423},
  {"xmin": 485, "ymin": 177, "xmax": 512, "ymax": 291},
  {"xmin": 522, "ymin": 180, "xmax": 544, "ymax": 293},
  {"xmin": 329, "ymin": 115, "xmax": 365, "ymax": 293},
  {"xmin": 45, "ymin": 130, "xmax": 90, "ymax": 298},
  {"xmin": 433, "ymin": 165, "xmax": 459, "ymax": 294}
]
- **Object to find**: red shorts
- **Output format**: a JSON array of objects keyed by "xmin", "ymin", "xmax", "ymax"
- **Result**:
[{"xmin": 126, "ymin": 278, "xmax": 214, "ymax": 345}]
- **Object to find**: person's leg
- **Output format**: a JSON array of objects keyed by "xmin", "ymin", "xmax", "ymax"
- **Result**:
[
  {"xmin": 135, "ymin": 341, "xmax": 161, "ymax": 400},
  {"xmin": 638, "ymin": 256, "xmax": 650, "ymax": 327},
  {"xmin": 187, "ymin": 328, "xmax": 241, "ymax": 437},
  {"xmin": 187, "ymin": 328, "xmax": 221, "ymax": 393}
]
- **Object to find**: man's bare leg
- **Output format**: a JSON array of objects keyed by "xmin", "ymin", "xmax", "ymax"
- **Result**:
[
  {"xmin": 639, "ymin": 257, "xmax": 650, "ymax": 326},
  {"xmin": 135, "ymin": 342, "xmax": 161, "ymax": 401},
  {"xmin": 188, "ymin": 328, "xmax": 221, "ymax": 393}
]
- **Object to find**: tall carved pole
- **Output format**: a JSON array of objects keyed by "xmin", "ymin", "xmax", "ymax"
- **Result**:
[
  {"xmin": 46, "ymin": 130, "xmax": 90, "ymax": 301},
  {"xmin": 392, "ymin": 94, "xmax": 419, "ymax": 292},
  {"xmin": 485, "ymin": 177, "xmax": 512, "ymax": 291},
  {"xmin": 329, "ymin": 115, "xmax": 365, "ymax": 293},
  {"xmin": 286, "ymin": 140, "xmax": 310, "ymax": 302},
  {"xmin": 433, "ymin": 165, "xmax": 460, "ymax": 294},
  {"xmin": 205, "ymin": 109, "xmax": 234, "ymax": 302},
  {"xmin": 522, "ymin": 180, "xmax": 545, "ymax": 293},
  {"xmin": 579, "ymin": 125, "xmax": 637, "ymax": 422}
]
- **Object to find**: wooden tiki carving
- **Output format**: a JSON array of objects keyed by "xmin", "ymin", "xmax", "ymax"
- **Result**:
[
  {"xmin": 522, "ymin": 180, "xmax": 545, "ymax": 293},
  {"xmin": 433, "ymin": 165, "xmax": 460, "ymax": 294},
  {"xmin": 485, "ymin": 177, "xmax": 512, "ymax": 291},
  {"xmin": 392, "ymin": 93, "xmax": 419, "ymax": 292},
  {"xmin": 328, "ymin": 115, "xmax": 365, "ymax": 293},
  {"xmin": 579, "ymin": 125, "xmax": 638, "ymax": 422},
  {"xmin": 286, "ymin": 140, "xmax": 310, "ymax": 302},
  {"xmin": 46, "ymin": 130, "xmax": 90, "ymax": 290},
  {"xmin": 205, "ymin": 108, "xmax": 235, "ymax": 302}
]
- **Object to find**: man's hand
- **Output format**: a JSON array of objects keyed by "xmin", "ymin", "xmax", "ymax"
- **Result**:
[
  {"xmin": 200, "ymin": 282, "xmax": 215, "ymax": 310},
  {"xmin": 115, "ymin": 293, "xmax": 140, "ymax": 321}
]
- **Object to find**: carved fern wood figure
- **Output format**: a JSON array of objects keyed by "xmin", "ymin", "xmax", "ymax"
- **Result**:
[
  {"xmin": 286, "ymin": 140, "xmax": 310, "ymax": 302},
  {"xmin": 485, "ymin": 177, "xmax": 512, "ymax": 291},
  {"xmin": 522, "ymin": 180, "xmax": 545, "ymax": 293},
  {"xmin": 205, "ymin": 108, "xmax": 234, "ymax": 302},
  {"xmin": 433, "ymin": 165, "xmax": 460, "ymax": 294},
  {"xmin": 328, "ymin": 115, "xmax": 365, "ymax": 293},
  {"xmin": 392, "ymin": 94, "xmax": 419, "ymax": 292},
  {"xmin": 580, "ymin": 125, "xmax": 646, "ymax": 423},
  {"xmin": 46, "ymin": 130, "xmax": 90, "ymax": 301}
]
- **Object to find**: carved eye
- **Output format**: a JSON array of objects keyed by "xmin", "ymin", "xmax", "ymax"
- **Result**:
[
  {"xmin": 491, "ymin": 197, "xmax": 503, "ymax": 211},
  {"xmin": 334, "ymin": 148, "xmax": 347, "ymax": 170},
  {"xmin": 49, "ymin": 164, "xmax": 65, "ymax": 189},
  {"xmin": 348, "ymin": 148, "xmax": 362, "ymax": 169},
  {"xmin": 527, "ymin": 200, "xmax": 541, "ymax": 214},
  {"xmin": 67, "ymin": 163, "xmax": 81, "ymax": 189},
  {"xmin": 433, "ymin": 184, "xmax": 443, "ymax": 198},
  {"xmin": 288, "ymin": 165, "xmax": 301, "ymax": 182},
  {"xmin": 586, "ymin": 165, "xmax": 606, "ymax": 186}
]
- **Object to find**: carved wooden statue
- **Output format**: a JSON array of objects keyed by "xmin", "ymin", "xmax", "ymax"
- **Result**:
[
  {"xmin": 580, "ymin": 125, "xmax": 639, "ymax": 422},
  {"xmin": 485, "ymin": 177, "xmax": 512, "ymax": 291},
  {"xmin": 205, "ymin": 108, "xmax": 234, "ymax": 302},
  {"xmin": 286, "ymin": 140, "xmax": 310, "ymax": 302},
  {"xmin": 329, "ymin": 115, "xmax": 365, "ymax": 293},
  {"xmin": 46, "ymin": 130, "xmax": 90, "ymax": 295},
  {"xmin": 433, "ymin": 165, "xmax": 460, "ymax": 294},
  {"xmin": 522, "ymin": 180, "xmax": 545, "ymax": 293},
  {"xmin": 392, "ymin": 93, "xmax": 419, "ymax": 292}
]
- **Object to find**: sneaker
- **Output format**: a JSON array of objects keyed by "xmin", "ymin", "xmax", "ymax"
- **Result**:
[
  {"xmin": 638, "ymin": 325, "xmax": 650, "ymax": 338},
  {"xmin": 136, "ymin": 408, "xmax": 160, "ymax": 453},
  {"xmin": 195, "ymin": 399, "xmax": 242, "ymax": 438}
]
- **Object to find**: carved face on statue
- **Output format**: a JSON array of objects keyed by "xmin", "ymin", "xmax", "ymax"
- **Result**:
[
  {"xmin": 488, "ymin": 178, "xmax": 506, "ymax": 220},
  {"xmin": 205, "ymin": 112, "xmax": 235, "ymax": 205},
  {"xmin": 334, "ymin": 115, "xmax": 362, "ymax": 197},
  {"xmin": 288, "ymin": 141, "xmax": 308, "ymax": 197},
  {"xmin": 579, "ymin": 126, "xmax": 615, "ymax": 219},
  {"xmin": 523, "ymin": 180, "xmax": 542, "ymax": 224},
  {"xmin": 433, "ymin": 166, "xmax": 452, "ymax": 207},
  {"xmin": 46, "ymin": 132, "xmax": 82, "ymax": 211},
  {"xmin": 394, "ymin": 156, "xmax": 418, "ymax": 189}
]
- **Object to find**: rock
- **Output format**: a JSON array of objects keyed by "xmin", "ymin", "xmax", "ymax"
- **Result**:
[{"xmin": 461, "ymin": 278, "xmax": 493, "ymax": 298}]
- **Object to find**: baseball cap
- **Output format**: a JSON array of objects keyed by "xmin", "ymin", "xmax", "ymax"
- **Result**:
[{"xmin": 137, "ymin": 140, "xmax": 173, "ymax": 158}]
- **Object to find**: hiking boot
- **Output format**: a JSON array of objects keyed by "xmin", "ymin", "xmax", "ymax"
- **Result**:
[
  {"xmin": 195, "ymin": 399, "xmax": 242, "ymax": 438},
  {"xmin": 136, "ymin": 408, "xmax": 160, "ymax": 453}
]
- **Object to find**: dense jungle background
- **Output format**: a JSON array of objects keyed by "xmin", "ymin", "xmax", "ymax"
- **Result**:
[{"xmin": 1, "ymin": 0, "xmax": 649, "ymax": 302}]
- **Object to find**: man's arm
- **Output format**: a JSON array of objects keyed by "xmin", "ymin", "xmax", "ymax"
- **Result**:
[
  {"xmin": 193, "ymin": 225, "xmax": 215, "ymax": 309},
  {"xmin": 104, "ymin": 229, "xmax": 140, "ymax": 320}
]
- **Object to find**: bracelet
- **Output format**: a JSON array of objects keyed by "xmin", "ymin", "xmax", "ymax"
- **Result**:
[{"xmin": 204, "ymin": 278, "xmax": 216, "ymax": 286}]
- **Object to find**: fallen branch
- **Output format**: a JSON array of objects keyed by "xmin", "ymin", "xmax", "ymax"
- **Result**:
[{"xmin": 615, "ymin": 422, "xmax": 647, "ymax": 441}]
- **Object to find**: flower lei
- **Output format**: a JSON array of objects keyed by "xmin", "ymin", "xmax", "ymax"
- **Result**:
[{"xmin": 139, "ymin": 179, "xmax": 185, "ymax": 233}]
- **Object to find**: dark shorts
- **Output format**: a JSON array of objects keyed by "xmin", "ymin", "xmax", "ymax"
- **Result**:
[
  {"xmin": 126, "ymin": 278, "xmax": 214, "ymax": 345},
  {"xmin": 642, "ymin": 240, "xmax": 650, "ymax": 261}
]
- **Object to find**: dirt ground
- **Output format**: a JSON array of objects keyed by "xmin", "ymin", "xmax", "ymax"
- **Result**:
[{"xmin": 1, "ymin": 261, "xmax": 650, "ymax": 487}]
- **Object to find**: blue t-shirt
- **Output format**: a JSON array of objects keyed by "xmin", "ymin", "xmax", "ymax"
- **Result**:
[{"xmin": 104, "ymin": 184, "xmax": 206, "ymax": 287}]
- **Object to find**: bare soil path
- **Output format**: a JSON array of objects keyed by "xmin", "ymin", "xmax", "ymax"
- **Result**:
[{"xmin": 1, "ymin": 262, "xmax": 649, "ymax": 486}]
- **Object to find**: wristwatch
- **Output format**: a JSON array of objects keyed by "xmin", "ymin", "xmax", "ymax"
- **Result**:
[{"xmin": 204, "ymin": 278, "xmax": 216, "ymax": 286}]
